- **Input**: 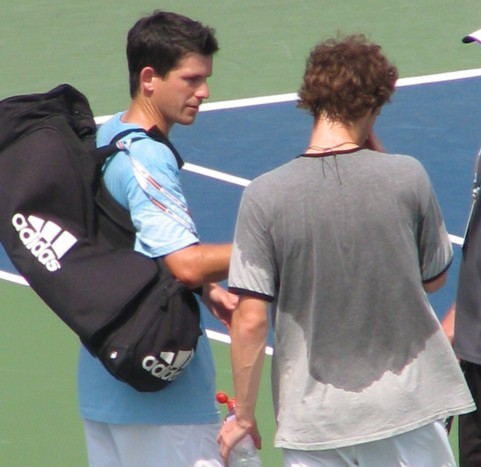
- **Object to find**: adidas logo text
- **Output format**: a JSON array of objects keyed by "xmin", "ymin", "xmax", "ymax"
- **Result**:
[
  {"xmin": 12, "ymin": 213, "xmax": 78, "ymax": 272},
  {"xmin": 142, "ymin": 350, "xmax": 195, "ymax": 382}
]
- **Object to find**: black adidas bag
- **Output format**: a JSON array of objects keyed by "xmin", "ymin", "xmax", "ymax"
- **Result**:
[{"xmin": 0, "ymin": 84, "xmax": 201, "ymax": 392}]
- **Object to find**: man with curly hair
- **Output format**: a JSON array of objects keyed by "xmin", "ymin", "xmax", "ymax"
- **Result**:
[{"xmin": 217, "ymin": 35, "xmax": 474, "ymax": 466}]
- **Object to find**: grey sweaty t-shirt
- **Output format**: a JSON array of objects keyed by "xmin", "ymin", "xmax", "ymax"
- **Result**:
[{"xmin": 229, "ymin": 148, "xmax": 474, "ymax": 449}]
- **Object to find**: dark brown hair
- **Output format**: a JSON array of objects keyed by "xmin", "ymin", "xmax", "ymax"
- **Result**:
[{"xmin": 126, "ymin": 10, "xmax": 219, "ymax": 97}]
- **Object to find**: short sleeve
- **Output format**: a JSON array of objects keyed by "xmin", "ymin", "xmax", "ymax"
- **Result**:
[{"xmin": 228, "ymin": 184, "xmax": 276, "ymax": 301}]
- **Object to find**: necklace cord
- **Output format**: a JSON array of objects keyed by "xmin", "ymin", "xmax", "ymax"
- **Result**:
[{"xmin": 306, "ymin": 141, "xmax": 359, "ymax": 152}]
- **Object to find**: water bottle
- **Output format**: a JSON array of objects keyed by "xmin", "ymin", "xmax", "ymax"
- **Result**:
[{"xmin": 216, "ymin": 392, "xmax": 262, "ymax": 466}]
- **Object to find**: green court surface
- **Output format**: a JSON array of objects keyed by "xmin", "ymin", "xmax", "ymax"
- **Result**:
[
  {"xmin": 1, "ymin": 1, "xmax": 481, "ymax": 466},
  {"xmin": 0, "ymin": 276, "xmax": 282, "ymax": 466},
  {"xmin": 2, "ymin": 1, "xmax": 481, "ymax": 110}
]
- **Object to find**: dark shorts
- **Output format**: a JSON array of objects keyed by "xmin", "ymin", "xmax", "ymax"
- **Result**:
[{"xmin": 459, "ymin": 360, "xmax": 481, "ymax": 467}]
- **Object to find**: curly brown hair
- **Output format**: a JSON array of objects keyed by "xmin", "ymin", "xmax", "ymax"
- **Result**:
[{"xmin": 297, "ymin": 34, "xmax": 398, "ymax": 123}]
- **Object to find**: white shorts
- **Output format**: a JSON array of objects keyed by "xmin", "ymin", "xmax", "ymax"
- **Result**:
[
  {"xmin": 283, "ymin": 421, "xmax": 455, "ymax": 467},
  {"xmin": 83, "ymin": 419, "xmax": 223, "ymax": 467}
]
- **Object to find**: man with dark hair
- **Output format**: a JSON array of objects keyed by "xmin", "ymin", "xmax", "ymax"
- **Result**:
[
  {"xmin": 218, "ymin": 34, "xmax": 474, "ymax": 466},
  {"xmin": 78, "ymin": 10, "xmax": 235, "ymax": 467}
]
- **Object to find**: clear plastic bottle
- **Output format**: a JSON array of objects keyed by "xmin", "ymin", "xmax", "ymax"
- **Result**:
[
  {"xmin": 225, "ymin": 411, "xmax": 262, "ymax": 466},
  {"xmin": 216, "ymin": 392, "xmax": 262, "ymax": 467}
]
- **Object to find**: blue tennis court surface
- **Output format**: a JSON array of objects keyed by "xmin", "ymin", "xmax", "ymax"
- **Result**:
[
  {"xmin": 176, "ymin": 73, "xmax": 481, "ymax": 335},
  {"xmin": 2, "ymin": 73, "xmax": 481, "ymax": 342}
]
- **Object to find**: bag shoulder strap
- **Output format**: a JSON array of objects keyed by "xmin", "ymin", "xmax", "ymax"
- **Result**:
[
  {"xmin": 94, "ymin": 126, "xmax": 187, "ymax": 248},
  {"xmin": 98, "ymin": 126, "xmax": 184, "ymax": 169}
]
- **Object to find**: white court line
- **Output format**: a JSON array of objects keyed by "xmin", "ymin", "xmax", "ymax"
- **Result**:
[
  {"xmin": 95, "ymin": 68, "xmax": 481, "ymax": 125},
  {"xmin": 449, "ymin": 234, "xmax": 464, "ymax": 246},
  {"xmin": 206, "ymin": 329, "xmax": 273, "ymax": 355},
  {"xmin": 396, "ymin": 68, "xmax": 481, "ymax": 87},
  {"xmin": 0, "ymin": 270, "xmax": 28, "ymax": 286},
  {"xmin": 183, "ymin": 162, "xmax": 250, "ymax": 187}
]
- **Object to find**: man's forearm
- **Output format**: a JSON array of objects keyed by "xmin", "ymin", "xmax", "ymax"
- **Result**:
[
  {"xmin": 164, "ymin": 243, "xmax": 232, "ymax": 287},
  {"xmin": 230, "ymin": 297, "xmax": 269, "ymax": 427}
]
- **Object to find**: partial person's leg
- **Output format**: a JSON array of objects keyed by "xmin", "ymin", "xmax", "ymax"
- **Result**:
[
  {"xmin": 459, "ymin": 361, "xmax": 481, "ymax": 467},
  {"xmin": 283, "ymin": 446, "xmax": 358, "ymax": 467},
  {"xmin": 83, "ymin": 419, "xmax": 122, "ymax": 467},
  {"xmin": 283, "ymin": 421, "xmax": 455, "ymax": 467},
  {"xmin": 109, "ymin": 423, "xmax": 223, "ymax": 467},
  {"xmin": 357, "ymin": 421, "xmax": 455, "ymax": 467}
]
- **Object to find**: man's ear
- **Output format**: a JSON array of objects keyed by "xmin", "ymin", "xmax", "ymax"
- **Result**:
[
  {"xmin": 371, "ymin": 106, "xmax": 382, "ymax": 118},
  {"xmin": 140, "ymin": 66, "xmax": 157, "ymax": 94}
]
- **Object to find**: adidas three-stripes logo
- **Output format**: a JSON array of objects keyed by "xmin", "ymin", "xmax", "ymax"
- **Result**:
[{"xmin": 12, "ymin": 213, "xmax": 78, "ymax": 272}]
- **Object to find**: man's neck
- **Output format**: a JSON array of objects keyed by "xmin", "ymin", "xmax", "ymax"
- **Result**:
[
  {"xmin": 121, "ymin": 98, "xmax": 170, "ymax": 135},
  {"xmin": 307, "ymin": 121, "xmax": 359, "ymax": 150},
  {"xmin": 307, "ymin": 113, "xmax": 373, "ymax": 150}
]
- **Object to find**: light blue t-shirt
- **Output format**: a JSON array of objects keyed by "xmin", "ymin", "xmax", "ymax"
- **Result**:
[{"xmin": 77, "ymin": 112, "xmax": 220, "ymax": 425}]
